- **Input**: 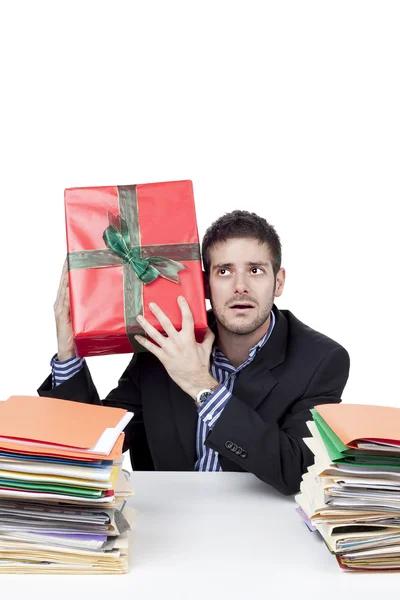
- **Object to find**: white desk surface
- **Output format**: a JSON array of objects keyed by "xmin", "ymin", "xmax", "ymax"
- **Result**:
[{"xmin": 3, "ymin": 471, "xmax": 399, "ymax": 598}]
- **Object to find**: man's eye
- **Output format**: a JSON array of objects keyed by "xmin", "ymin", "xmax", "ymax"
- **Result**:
[
  {"xmin": 219, "ymin": 269, "xmax": 230, "ymax": 276},
  {"xmin": 251, "ymin": 268, "xmax": 263, "ymax": 275}
]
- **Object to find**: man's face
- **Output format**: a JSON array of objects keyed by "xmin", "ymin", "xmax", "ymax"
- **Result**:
[{"xmin": 207, "ymin": 237, "xmax": 285, "ymax": 336}]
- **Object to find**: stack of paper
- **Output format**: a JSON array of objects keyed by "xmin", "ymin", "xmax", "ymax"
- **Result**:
[
  {"xmin": 0, "ymin": 395, "xmax": 134, "ymax": 574},
  {"xmin": 296, "ymin": 404, "xmax": 400, "ymax": 572}
]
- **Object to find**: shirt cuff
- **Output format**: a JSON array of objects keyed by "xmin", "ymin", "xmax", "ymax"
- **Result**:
[
  {"xmin": 197, "ymin": 384, "xmax": 232, "ymax": 429},
  {"xmin": 50, "ymin": 353, "xmax": 85, "ymax": 388}
]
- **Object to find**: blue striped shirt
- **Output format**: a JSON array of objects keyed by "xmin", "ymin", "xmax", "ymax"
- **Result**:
[
  {"xmin": 50, "ymin": 311, "xmax": 275, "ymax": 471},
  {"xmin": 51, "ymin": 355, "xmax": 84, "ymax": 389}
]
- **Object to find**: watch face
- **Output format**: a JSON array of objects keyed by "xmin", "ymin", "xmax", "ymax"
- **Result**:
[{"xmin": 199, "ymin": 391, "xmax": 212, "ymax": 405}]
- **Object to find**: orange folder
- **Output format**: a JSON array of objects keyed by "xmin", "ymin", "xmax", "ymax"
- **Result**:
[
  {"xmin": 0, "ymin": 396, "xmax": 129, "ymax": 450},
  {"xmin": 316, "ymin": 403, "xmax": 400, "ymax": 447},
  {"xmin": 0, "ymin": 433, "xmax": 124, "ymax": 462}
]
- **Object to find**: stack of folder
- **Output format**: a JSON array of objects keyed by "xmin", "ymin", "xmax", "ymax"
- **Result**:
[
  {"xmin": 0, "ymin": 395, "xmax": 134, "ymax": 574},
  {"xmin": 296, "ymin": 403, "xmax": 400, "ymax": 572}
]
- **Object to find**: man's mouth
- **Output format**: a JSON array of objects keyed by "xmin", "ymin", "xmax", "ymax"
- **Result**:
[{"xmin": 229, "ymin": 303, "xmax": 255, "ymax": 310}]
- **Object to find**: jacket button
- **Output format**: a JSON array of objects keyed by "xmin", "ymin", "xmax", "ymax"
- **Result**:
[
  {"xmin": 235, "ymin": 446, "xmax": 243, "ymax": 455},
  {"xmin": 225, "ymin": 441, "xmax": 233, "ymax": 450},
  {"xmin": 240, "ymin": 450, "xmax": 248, "ymax": 459},
  {"xmin": 231, "ymin": 443, "xmax": 238, "ymax": 452}
]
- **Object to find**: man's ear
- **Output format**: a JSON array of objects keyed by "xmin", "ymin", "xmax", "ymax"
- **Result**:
[
  {"xmin": 203, "ymin": 271, "xmax": 210, "ymax": 299},
  {"xmin": 274, "ymin": 268, "xmax": 286, "ymax": 298}
]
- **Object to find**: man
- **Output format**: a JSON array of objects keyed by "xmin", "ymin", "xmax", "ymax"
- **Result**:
[{"xmin": 38, "ymin": 210, "xmax": 350, "ymax": 496}]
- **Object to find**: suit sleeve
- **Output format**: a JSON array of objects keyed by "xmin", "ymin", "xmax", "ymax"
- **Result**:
[
  {"xmin": 37, "ymin": 356, "xmax": 142, "ymax": 454},
  {"xmin": 205, "ymin": 346, "xmax": 350, "ymax": 496}
]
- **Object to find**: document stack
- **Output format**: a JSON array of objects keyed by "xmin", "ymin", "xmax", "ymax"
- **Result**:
[
  {"xmin": 0, "ymin": 395, "xmax": 134, "ymax": 574},
  {"xmin": 296, "ymin": 403, "xmax": 400, "ymax": 572}
]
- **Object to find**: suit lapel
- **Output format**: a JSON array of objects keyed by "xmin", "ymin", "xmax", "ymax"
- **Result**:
[{"xmin": 232, "ymin": 362, "xmax": 278, "ymax": 411}]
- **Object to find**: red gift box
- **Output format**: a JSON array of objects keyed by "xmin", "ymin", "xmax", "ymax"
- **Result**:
[{"xmin": 65, "ymin": 180, "xmax": 208, "ymax": 357}]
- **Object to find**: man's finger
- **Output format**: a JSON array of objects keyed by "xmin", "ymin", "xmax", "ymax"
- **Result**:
[
  {"xmin": 59, "ymin": 259, "xmax": 68, "ymax": 288},
  {"xmin": 178, "ymin": 297, "xmax": 195, "ymax": 333},
  {"xmin": 202, "ymin": 327, "xmax": 215, "ymax": 350},
  {"xmin": 55, "ymin": 261, "xmax": 68, "ymax": 306},
  {"xmin": 55, "ymin": 275, "xmax": 67, "ymax": 311},
  {"xmin": 134, "ymin": 335, "xmax": 164, "ymax": 360},
  {"xmin": 148, "ymin": 303, "xmax": 178, "ymax": 338},
  {"xmin": 63, "ymin": 282, "xmax": 70, "ymax": 310},
  {"xmin": 136, "ymin": 315, "xmax": 168, "ymax": 348}
]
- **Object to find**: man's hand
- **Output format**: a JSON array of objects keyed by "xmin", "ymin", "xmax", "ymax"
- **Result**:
[
  {"xmin": 54, "ymin": 259, "xmax": 75, "ymax": 362},
  {"xmin": 134, "ymin": 296, "xmax": 218, "ymax": 400}
]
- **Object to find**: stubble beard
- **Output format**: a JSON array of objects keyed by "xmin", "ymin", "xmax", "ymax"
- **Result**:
[{"xmin": 211, "ymin": 293, "xmax": 275, "ymax": 336}]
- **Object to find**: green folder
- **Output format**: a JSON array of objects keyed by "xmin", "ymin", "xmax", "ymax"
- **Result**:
[
  {"xmin": 311, "ymin": 409, "xmax": 400, "ymax": 468},
  {"xmin": 0, "ymin": 478, "xmax": 104, "ymax": 498}
]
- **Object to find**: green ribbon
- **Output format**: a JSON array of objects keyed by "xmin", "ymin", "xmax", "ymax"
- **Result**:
[
  {"xmin": 102, "ymin": 212, "xmax": 187, "ymax": 284},
  {"xmin": 67, "ymin": 185, "xmax": 201, "ymax": 350}
]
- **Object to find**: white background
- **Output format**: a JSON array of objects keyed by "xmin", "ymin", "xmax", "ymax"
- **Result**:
[{"xmin": 0, "ymin": 1, "xmax": 399, "ymax": 430}]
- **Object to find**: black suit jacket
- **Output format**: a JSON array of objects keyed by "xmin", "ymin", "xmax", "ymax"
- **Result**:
[{"xmin": 38, "ymin": 305, "xmax": 350, "ymax": 496}]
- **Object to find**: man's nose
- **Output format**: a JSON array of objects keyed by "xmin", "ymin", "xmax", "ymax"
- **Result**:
[{"xmin": 233, "ymin": 273, "xmax": 249, "ymax": 294}]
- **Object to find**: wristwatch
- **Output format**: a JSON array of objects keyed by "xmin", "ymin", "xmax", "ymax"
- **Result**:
[{"xmin": 195, "ymin": 388, "xmax": 215, "ymax": 408}]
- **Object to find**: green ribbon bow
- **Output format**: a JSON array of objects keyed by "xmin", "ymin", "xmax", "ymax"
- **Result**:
[
  {"xmin": 102, "ymin": 212, "xmax": 186, "ymax": 284},
  {"xmin": 68, "ymin": 185, "xmax": 201, "ymax": 351}
]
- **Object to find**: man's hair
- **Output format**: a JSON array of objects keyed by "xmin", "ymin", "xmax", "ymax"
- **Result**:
[{"xmin": 202, "ymin": 210, "xmax": 282, "ymax": 277}]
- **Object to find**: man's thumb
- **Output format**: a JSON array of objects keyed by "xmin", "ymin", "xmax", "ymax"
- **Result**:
[{"xmin": 203, "ymin": 327, "xmax": 215, "ymax": 348}]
